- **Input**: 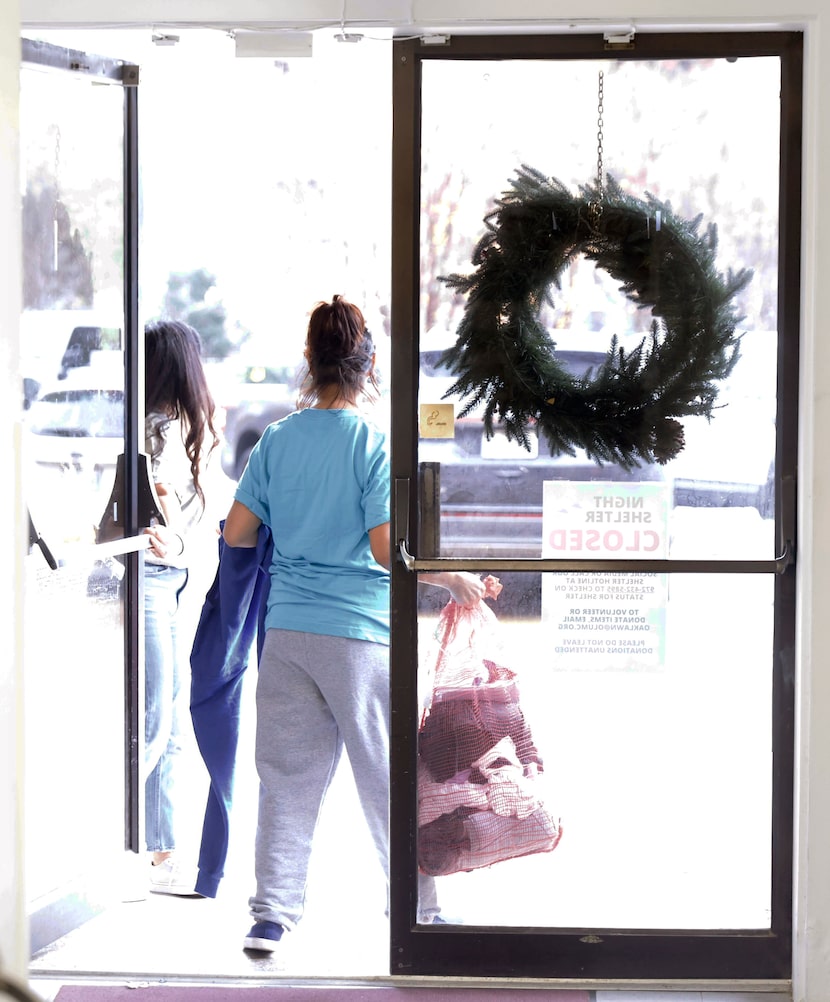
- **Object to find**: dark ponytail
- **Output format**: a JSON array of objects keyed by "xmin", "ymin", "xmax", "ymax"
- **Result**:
[{"xmin": 298, "ymin": 295, "xmax": 379, "ymax": 408}]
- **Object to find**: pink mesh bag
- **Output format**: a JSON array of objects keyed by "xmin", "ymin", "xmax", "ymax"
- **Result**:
[{"xmin": 417, "ymin": 577, "xmax": 563, "ymax": 876}]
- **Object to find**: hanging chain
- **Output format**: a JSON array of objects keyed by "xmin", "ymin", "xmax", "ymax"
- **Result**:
[
  {"xmin": 588, "ymin": 70, "xmax": 605, "ymax": 230},
  {"xmin": 596, "ymin": 70, "xmax": 605, "ymax": 201}
]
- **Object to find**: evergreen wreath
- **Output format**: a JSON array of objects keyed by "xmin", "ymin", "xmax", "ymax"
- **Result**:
[{"xmin": 439, "ymin": 164, "xmax": 753, "ymax": 469}]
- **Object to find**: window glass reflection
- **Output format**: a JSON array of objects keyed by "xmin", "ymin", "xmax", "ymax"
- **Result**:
[
  {"xmin": 417, "ymin": 570, "xmax": 773, "ymax": 929},
  {"xmin": 418, "ymin": 56, "xmax": 780, "ymax": 564}
]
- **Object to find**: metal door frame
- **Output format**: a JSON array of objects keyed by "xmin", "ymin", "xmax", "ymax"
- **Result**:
[
  {"xmin": 20, "ymin": 38, "xmax": 143, "ymax": 852},
  {"xmin": 390, "ymin": 29, "xmax": 801, "ymax": 982}
]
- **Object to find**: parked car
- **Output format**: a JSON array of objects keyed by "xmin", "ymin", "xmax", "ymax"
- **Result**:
[
  {"xmin": 418, "ymin": 348, "xmax": 668, "ymax": 559},
  {"xmin": 20, "ymin": 311, "xmax": 122, "ymax": 404},
  {"xmin": 215, "ymin": 360, "xmax": 391, "ymax": 480},
  {"xmin": 24, "ymin": 355, "xmax": 124, "ymax": 546},
  {"xmin": 25, "ymin": 348, "xmax": 124, "ymax": 483},
  {"xmin": 26, "ymin": 383, "xmax": 124, "ymax": 480},
  {"xmin": 664, "ymin": 331, "xmax": 777, "ymax": 520},
  {"xmin": 214, "ymin": 363, "xmax": 298, "ymax": 480},
  {"xmin": 417, "ymin": 336, "xmax": 777, "ymax": 561}
]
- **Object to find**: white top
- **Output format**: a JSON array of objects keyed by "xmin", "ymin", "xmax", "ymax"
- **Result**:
[{"xmin": 144, "ymin": 411, "xmax": 208, "ymax": 567}]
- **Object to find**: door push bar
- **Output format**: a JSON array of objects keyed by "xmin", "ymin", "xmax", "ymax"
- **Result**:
[
  {"xmin": 31, "ymin": 531, "xmax": 152, "ymax": 570},
  {"xmin": 394, "ymin": 477, "xmax": 794, "ymax": 576},
  {"xmin": 28, "ymin": 507, "xmax": 150, "ymax": 569},
  {"xmin": 29, "ymin": 452, "xmax": 162, "ymax": 569}
]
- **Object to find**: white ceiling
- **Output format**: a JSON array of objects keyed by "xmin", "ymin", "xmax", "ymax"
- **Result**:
[{"xmin": 18, "ymin": 0, "xmax": 800, "ymax": 34}]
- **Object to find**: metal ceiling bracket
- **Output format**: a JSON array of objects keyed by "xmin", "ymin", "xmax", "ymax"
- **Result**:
[{"xmin": 604, "ymin": 30, "xmax": 635, "ymax": 50}]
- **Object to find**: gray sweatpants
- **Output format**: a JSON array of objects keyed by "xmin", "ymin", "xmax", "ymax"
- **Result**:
[{"xmin": 249, "ymin": 628, "xmax": 392, "ymax": 930}]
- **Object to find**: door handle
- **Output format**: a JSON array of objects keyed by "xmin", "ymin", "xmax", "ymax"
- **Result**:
[
  {"xmin": 395, "ymin": 475, "xmax": 794, "ymax": 574},
  {"xmin": 25, "ymin": 508, "xmax": 149, "ymax": 568},
  {"xmin": 28, "ymin": 508, "xmax": 57, "ymax": 570},
  {"xmin": 398, "ymin": 536, "xmax": 793, "ymax": 575},
  {"xmin": 41, "ymin": 532, "xmax": 152, "ymax": 569},
  {"xmin": 394, "ymin": 477, "xmax": 411, "ymax": 564}
]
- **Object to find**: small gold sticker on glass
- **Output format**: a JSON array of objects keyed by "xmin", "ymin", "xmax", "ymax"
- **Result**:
[{"xmin": 419, "ymin": 403, "xmax": 455, "ymax": 438}]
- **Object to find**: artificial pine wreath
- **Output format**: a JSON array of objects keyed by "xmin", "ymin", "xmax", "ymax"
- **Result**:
[{"xmin": 439, "ymin": 164, "xmax": 753, "ymax": 469}]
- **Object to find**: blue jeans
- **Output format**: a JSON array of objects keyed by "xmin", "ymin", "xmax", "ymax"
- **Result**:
[{"xmin": 144, "ymin": 562, "xmax": 188, "ymax": 852}]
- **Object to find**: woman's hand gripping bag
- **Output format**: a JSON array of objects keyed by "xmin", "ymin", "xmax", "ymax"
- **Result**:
[{"xmin": 417, "ymin": 576, "xmax": 563, "ymax": 877}]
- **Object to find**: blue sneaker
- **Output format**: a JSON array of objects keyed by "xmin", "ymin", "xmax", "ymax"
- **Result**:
[{"xmin": 243, "ymin": 920, "xmax": 284, "ymax": 952}]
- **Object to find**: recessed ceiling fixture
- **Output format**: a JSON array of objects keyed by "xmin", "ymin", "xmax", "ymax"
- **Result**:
[{"xmin": 233, "ymin": 30, "xmax": 314, "ymax": 58}]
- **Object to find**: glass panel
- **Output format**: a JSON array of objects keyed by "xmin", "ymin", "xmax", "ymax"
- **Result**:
[
  {"xmin": 25, "ymin": 26, "xmax": 398, "ymax": 981},
  {"xmin": 20, "ymin": 62, "xmax": 128, "ymax": 906},
  {"xmin": 416, "ymin": 570, "xmax": 773, "ymax": 929},
  {"xmin": 418, "ymin": 57, "xmax": 780, "ymax": 563},
  {"xmin": 131, "ymin": 28, "xmax": 394, "ymax": 477},
  {"xmin": 415, "ymin": 54, "xmax": 780, "ymax": 933}
]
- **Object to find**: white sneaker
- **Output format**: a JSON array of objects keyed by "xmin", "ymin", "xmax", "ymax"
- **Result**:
[{"xmin": 149, "ymin": 857, "xmax": 202, "ymax": 897}]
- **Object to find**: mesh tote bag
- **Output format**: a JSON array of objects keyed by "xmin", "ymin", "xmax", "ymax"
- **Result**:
[{"xmin": 417, "ymin": 576, "xmax": 563, "ymax": 876}]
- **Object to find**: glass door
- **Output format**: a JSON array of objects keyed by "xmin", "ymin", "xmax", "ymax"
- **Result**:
[
  {"xmin": 20, "ymin": 38, "xmax": 141, "ymax": 949},
  {"xmin": 390, "ymin": 31, "xmax": 800, "ymax": 981}
]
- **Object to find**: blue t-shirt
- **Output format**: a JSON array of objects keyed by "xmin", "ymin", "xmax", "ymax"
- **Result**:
[{"xmin": 234, "ymin": 408, "xmax": 390, "ymax": 644}]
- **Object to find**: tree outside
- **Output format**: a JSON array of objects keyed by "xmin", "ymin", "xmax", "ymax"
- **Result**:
[{"xmin": 153, "ymin": 267, "xmax": 250, "ymax": 361}]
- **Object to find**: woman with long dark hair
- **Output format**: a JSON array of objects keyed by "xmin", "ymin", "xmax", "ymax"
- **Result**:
[{"xmin": 142, "ymin": 319, "xmax": 219, "ymax": 895}]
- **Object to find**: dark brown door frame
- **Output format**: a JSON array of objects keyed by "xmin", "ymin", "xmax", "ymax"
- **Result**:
[{"xmin": 390, "ymin": 29, "xmax": 801, "ymax": 982}]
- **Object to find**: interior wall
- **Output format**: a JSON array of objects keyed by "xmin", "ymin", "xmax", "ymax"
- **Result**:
[
  {"xmin": 792, "ymin": 16, "xmax": 830, "ymax": 1001},
  {"xmin": 0, "ymin": 0, "xmax": 23, "ymax": 982},
  {"xmin": 8, "ymin": 3, "xmax": 830, "ymax": 1001}
]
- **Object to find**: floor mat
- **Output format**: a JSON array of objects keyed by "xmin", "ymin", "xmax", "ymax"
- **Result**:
[{"xmin": 53, "ymin": 986, "xmax": 591, "ymax": 1001}]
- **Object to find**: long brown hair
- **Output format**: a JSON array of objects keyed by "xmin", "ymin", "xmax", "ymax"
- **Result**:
[
  {"xmin": 298, "ymin": 295, "xmax": 379, "ymax": 408},
  {"xmin": 145, "ymin": 319, "xmax": 219, "ymax": 506}
]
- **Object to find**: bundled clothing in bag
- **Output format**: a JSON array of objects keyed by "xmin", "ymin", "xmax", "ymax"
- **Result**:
[{"xmin": 418, "ymin": 577, "xmax": 562, "ymax": 876}]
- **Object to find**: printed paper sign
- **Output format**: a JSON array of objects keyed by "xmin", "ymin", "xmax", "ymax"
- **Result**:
[{"xmin": 541, "ymin": 481, "xmax": 669, "ymax": 671}]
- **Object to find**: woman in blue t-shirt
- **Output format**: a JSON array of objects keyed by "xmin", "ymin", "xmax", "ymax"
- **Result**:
[{"xmin": 222, "ymin": 295, "xmax": 483, "ymax": 953}]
